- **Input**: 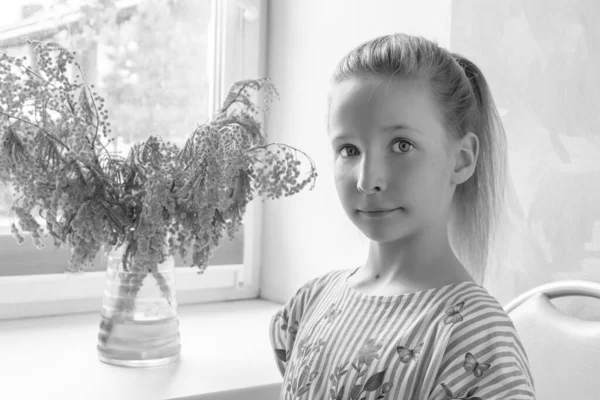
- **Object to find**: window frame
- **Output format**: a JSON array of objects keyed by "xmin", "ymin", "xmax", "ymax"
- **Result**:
[{"xmin": 0, "ymin": 0, "xmax": 268, "ymax": 321}]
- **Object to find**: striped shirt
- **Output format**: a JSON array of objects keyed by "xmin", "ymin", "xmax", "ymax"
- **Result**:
[{"xmin": 269, "ymin": 268, "xmax": 536, "ymax": 399}]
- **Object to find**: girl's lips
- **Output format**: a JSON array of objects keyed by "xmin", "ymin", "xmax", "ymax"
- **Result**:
[{"xmin": 358, "ymin": 207, "xmax": 402, "ymax": 217}]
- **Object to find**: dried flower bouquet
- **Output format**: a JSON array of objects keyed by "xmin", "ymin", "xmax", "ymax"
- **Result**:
[{"xmin": 0, "ymin": 40, "xmax": 317, "ymax": 318}]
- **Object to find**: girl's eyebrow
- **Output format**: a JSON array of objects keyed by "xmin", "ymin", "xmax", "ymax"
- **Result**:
[
  {"xmin": 331, "ymin": 123, "xmax": 423, "ymax": 141},
  {"xmin": 380, "ymin": 123, "xmax": 423, "ymax": 134}
]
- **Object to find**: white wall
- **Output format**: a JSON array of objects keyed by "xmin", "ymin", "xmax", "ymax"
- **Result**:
[
  {"xmin": 259, "ymin": 0, "xmax": 453, "ymax": 304},
  {"xmin": 450, "ymin": 0, "xmax": 600, "ymax": 315}
]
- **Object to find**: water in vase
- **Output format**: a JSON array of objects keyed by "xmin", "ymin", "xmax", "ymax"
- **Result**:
[{"xmin": 97, "ymin": 246, "xmax": 181, "ymax": 367}]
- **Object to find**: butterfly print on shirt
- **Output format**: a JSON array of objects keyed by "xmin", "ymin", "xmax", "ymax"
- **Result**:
[
  {"xmin": 440, "ymin": 383, "xmax": 483, "ymax": 400},
  {"xmin": 463, "ymin": 352, "xmax": 491, "ymax": 378},
  {"xmin": 396, "ymin": 342, "xmax": 424, "ymax": 364},
  {"xmin": 444, "ymin": 302, "xmax": 465, "ymax": 325}
]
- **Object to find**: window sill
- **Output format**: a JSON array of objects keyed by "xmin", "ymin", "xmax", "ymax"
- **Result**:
[{"xmin": 0, "ymin": 299, "xmax": 284, "ymax": 399}]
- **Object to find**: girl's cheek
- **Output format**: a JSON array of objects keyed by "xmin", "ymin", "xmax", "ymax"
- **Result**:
[
  {"xmin": 340, "ymin": 170, "xmax": 356, "ymax": 184},
  {"xmin": 333, "ymin": 162, "xmax": 352, "ymax": 177}
]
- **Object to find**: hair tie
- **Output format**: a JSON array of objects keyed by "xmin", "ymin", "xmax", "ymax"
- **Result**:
[{"xmin": 452, "ymin": 53, "xmax": 479, "ymax": 81}]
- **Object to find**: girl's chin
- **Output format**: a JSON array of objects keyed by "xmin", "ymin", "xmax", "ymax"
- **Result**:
[
  {"xmin": 352, "ymin": 212, "xmax": 411, "ymax": 241},
  {"xmin": 358, "ymin": 229, "xmax": 407, "ymax": 243}
]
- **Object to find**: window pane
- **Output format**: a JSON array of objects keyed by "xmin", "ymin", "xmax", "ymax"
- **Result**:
[{"xmin": 0, "ymin": 0, "xmax": 245, "ymax": 276}]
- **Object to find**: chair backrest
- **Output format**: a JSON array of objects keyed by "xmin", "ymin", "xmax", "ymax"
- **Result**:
[{"xmin": 504, "ymin": 280, "xmax": 600, "ymax": 400}]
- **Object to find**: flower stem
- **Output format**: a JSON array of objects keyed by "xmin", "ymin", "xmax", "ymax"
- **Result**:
[
  {"xmin": 0, "ymin": 111, "xmax": 70, "ymax": 150},
  {"xmin": 99, "ymin": 260, "xmax": 173, "ymax": 344}
]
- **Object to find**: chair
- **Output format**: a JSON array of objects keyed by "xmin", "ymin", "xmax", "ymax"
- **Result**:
[{"xmin": 504, "ymin": 280, "xmax": 600, "ymax": 400}]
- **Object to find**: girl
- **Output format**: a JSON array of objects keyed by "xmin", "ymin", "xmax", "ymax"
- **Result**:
[{"xmin": 269, "ymin": 33, "xmax": 535, "ymax": 399}]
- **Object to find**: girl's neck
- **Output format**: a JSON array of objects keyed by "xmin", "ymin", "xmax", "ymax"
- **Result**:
[{"xmin": 360, "ymin": 229, "xmax": 473, "ymax": 287}]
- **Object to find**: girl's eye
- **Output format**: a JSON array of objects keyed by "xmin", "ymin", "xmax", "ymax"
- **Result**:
[
  {"xmin": 393, "ymin": 140, "xmax": 414, "ymax": 153},
  {"xmin": 338, "ymin": 140, "xmax": 414, "ymax": 157},
  {"xmin": 339, "ymin": 145, "xmax": 359, "ymax": 157}
]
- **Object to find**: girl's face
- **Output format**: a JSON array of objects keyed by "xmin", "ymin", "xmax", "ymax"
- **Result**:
[{"xmin": 327, "ymin": 74, "xmax": 458, "ymax": 242}]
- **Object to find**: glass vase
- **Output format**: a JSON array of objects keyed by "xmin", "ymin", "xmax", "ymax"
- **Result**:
[{"xmin": 97, "ymin": 244, "xmax": 181, "ymax": 367}]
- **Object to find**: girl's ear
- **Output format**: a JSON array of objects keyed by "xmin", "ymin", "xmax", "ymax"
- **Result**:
[{"xmin": 450, "ymin": 132, "xmax": 479, "ymax": 185}]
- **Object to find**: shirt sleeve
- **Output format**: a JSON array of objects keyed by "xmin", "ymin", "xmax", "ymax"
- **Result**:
[
  {"xmin": 428, "ymin": 302, "xmax": 536, "ymax": 400},
  {"xmin": 268, "ymin": 276, "xmax": 320, "ymax": 377}
]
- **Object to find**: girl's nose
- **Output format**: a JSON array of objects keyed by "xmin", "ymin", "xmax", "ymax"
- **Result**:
[
  {"xmin": 356, "ymin": 158, "xmax": 386, "ymax": 194},
  {"xmin": 357, "ymin": 183, "xmax": 382, "ymax": 194}
]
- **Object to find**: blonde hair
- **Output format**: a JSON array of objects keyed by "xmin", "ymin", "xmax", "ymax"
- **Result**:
[{"xmin": 331, "ymin": 33, "xmax": 508, "ymax": 285}]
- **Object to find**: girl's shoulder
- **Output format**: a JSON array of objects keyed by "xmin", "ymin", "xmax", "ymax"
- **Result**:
[
  {"xmin": 272, "ymin": 269, "xmax": 347, "ymax": 326},
  {"xmin": 436, "ymin": 281, "xmax": 519, "ymax": 333},
  {"xmin": 441, "ymin": 281, "xmax": 507, "ymax": 311},
  {"xmin": 293, "ymin": 268, "xmax": 348, "ymax": 298}
]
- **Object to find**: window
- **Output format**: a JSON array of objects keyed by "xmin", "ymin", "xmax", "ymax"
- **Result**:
[{"xmin": 0, "ymin": 0, "xmax": 267, "ymax": 320}]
